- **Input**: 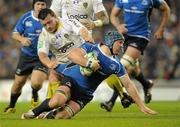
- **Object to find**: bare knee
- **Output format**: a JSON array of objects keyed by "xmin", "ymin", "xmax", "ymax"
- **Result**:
[{"xmin": 55, "ymin": 110, "xmax": 71, "ymax": 119}]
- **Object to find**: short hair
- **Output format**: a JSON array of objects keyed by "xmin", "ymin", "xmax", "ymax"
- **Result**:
[
  {"xmin": 38, "ymin": 8, "xmax": 56, "ymax": 20},
  {"xmin": 32, "ymin": 0, "xmax": 47, "ymax": 9}
]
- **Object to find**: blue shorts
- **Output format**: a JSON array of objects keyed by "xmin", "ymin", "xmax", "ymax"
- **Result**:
[
  {"xmin": 60, "ymin": 76, "xmax": 93, "ymax": 109},
  {"xmin": 15, "ymin": 51, "xmax": 48, "ymax": 75},
  {"xmin": 123, "ymin": 34, "xmax": 149, "ymax": 54}
]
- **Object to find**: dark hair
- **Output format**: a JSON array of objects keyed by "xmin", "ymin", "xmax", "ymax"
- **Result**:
[
  {"xmin": 38, "ymin": 8, "xmax": 56, "ymax": 20},
  {"xmin": 32, "ymin": 0, "xmax": 47, "ymax": 9}
]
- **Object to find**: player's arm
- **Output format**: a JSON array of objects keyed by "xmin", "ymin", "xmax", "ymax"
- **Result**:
[
  {"xmin": 79, "ymin": 27, "xmax": 94, "ymax": 43},
  {"xmin": 37, "ymin": 32, "xmax": 58, "ymax": 69},
  {"xmin": 119, "ymin": 74, "xmax": 158, "ymax": 115},
  {"xmin": 68, "ymin": 47, "xmax": 100, "ymax": 71},
  {"xmin": 154, "ymin": 0, "xmax": 170, "ymax": 39},
  {"xmin": 110, "ymin": 6, "xmax": 128, "ymax": 34},
  {"xmin": 80, "ymin": 2, "xmax": 109, "ymax": 30},
  {"xmin": 68, "ymin": 19, "xmax": 94, "ymax": 43},
  {"xmin": 12, "ymin": 32, "xmax": 31, "ymax": 47}
]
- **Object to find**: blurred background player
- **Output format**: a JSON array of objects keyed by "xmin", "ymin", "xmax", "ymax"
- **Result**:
[
  {"xmin": 46, "ymin": 0, "xmax": 110, "ymax": 98},
  {"xmin": 4, "ymin": 0, "xmax": 48, "ymax": 113},
  {"xmin": 100, "ymin": 0, "xmax": 170, "ymax": 112},
  {"xmin": 21, "ymin": 31, "xmax": 157, "ymax": 119}
]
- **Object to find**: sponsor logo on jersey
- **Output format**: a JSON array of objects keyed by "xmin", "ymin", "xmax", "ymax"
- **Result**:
[
  {"xmin": 69, "ymin": 19, "xmax": 81, "ymax": 27},
  {"xmin": 25, "ymin": 21, "xmax": 33, "ymax": 27},
  {"xmin": 142, "ymin": 0, "xmax": 148, "ymax": 5},
  {"xmin": 68, "ymin": 14, "xmax": 88, "ymax": 20},
  {"xmin": 58, "ymin": 42, "xmax": 75, "ymax": 53},
  {"xmin": 109, "ymin": 64, "xmax": 116, "ymax": 71}
]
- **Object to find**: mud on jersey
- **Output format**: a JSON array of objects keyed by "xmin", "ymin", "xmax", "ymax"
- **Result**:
[{"xmin": 38, "ymin": 18, "xmax": 85, "ymax": 63}]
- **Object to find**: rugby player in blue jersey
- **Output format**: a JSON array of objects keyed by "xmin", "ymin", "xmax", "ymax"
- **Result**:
[
  {"xmin": 101, "ymin": 0, "xmax": 170, "ymax": 111},
  {"xmin": 22, "ymin": 31, "xmax": 157, "ymax": 119},
  {"xmin": 4, "ymin": 0, "xmax": 48, "ymax": 113}
]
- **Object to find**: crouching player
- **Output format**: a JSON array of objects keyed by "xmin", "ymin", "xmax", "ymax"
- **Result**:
[{"xmin": 21, "ymin": 31, "xmax": 157, "ymax": 119}]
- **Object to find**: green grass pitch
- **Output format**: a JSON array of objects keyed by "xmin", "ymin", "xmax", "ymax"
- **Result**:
[{"xmin": 0, "ymin": 101, "xmax": 180, "ymax": 127}]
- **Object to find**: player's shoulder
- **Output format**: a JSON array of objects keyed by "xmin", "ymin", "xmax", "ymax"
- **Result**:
[{"xmin": 19, "ymin": 11, "xmax": 32, "ymax": 20}]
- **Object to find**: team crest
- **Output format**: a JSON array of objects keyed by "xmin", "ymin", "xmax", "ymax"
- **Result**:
[
  {"xmin": 64, "ymin": 34, "xmax": 69, "ymax": 39},
  {"xmin": 142, "ymin": 0, "xmax": 148, "ymax": 5},
  {"xmin": 83, "ymin": 2, "xmax": 88, "ymax": 8}
]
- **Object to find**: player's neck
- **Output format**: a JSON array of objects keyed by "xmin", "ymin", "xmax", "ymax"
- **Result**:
[{"xmin": 100, "ymin": 45, "xmax": 112, "ymax": 57}]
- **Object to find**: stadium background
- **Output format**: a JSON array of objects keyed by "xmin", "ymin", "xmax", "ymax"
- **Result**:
[{"xmin": 0, "ymin": 0, "xmax": 180, "ymax": 102}]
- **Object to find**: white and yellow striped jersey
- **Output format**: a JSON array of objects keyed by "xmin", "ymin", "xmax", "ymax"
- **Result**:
[{"xmin": 38, "ymin": 18, "xmax": 85, "ymax": 63}]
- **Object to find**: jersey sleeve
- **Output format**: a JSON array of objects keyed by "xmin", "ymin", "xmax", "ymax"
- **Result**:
[
  {"xmin": 67, "ymin": 19, "xmax": 85, "ymax": 35},
  {"xmin": 37, "ymin": 29, "xmax": 50, "ymax": 55},
  {"xmin": 114, "ymin": 0, "xmax": 123, "ymax": 9},
  {"xmin": 152, "ymin": 0, "xmax": 164, "ymax": 8},
  {"xmin": 80, "ymin": 43, "xmax": 95, "ymax": 53},
  {"xmin": 50, "ymin": 0, "xmax": 62, "ymax": 17},
  {"xmin": 13, "ymin": 14, "xmax": 27, "ymax": 34},
  {"xmin": 116, "ymin": 61, "xmax": 127, "ymax": 77},
  {"xmin": 93, "ymin": 0, "xmax": 106, "ymax": 13}
]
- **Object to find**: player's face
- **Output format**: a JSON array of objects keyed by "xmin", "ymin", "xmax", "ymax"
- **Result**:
[
  {"xmin": 112, "ymin": 40, "xmax": 124, "ymax": 55},
  {"xmin": 34, "ymin": 2, "xmax": 46, "ymax": 15},
  {"xmin": 40, "ymin": 14, "xmax": 58, "ymax": 33}
]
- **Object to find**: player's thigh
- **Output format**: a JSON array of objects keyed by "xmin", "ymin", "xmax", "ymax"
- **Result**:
[
  {"xmin": 31, "ymin": 70, "xmax": 47, "ymax": 85},
  {"xmin": 48, "ymin": 69, "xmax": 62, "ymax": 83},
  {"xmin": 105, "ymin": 74, "xmax": 119, "ymax": 89}
]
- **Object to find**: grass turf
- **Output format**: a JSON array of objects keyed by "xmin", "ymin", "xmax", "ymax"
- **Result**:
[{"xmin": 0, "ymin": 101, "xmax": 180, "ymax": 127}]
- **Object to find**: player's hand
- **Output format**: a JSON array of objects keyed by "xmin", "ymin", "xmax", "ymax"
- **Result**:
[
  {"xmin": 116, "ymin": 24, "xmax": 128, "ymax": 34},
  {"xmin": 140, "ymin": 106, "xmax": 158, "ymax": 115},
  {"xmin": 90, "ymin": 59, "xmax": 100, "ymax": 71},
  {"xmin": 154, "ymin": 28, "xmax": 164, "ymax": 40},
  {"xmin": 21, "ymin": 37, "xmax": 31, "ymax": 47},
  {"xmin": 47, "ymin": 60, "xmax": 59, "ymax": 69},
  {"xmin": 80, "ymin": 19, "xmax": 95, "ymax": 30}
]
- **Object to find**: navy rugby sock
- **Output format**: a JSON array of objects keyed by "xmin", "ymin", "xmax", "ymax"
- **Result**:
[
  {"xmin": 32, "ymin": 87, "xmax": 39, "ymax": 101},
  {"xmin": 9, "ymin": 93, "xmax": 21, "ymax": 108},
  {"xmin": 108, "ymin": 88, "xmax": 119, "ymax": 104},
  {"xmin": 32, "ymin": 99, "xmax": 53, "ymax": 116},
  {"xmin": 134, "ymin": 72, "xmax": 149, "ymax": 88}
]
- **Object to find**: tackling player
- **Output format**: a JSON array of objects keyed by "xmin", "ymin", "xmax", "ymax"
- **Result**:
[
  {"xmin": 21, "ymin": 31, "xmax": 158, "ymax": 119},
  {"xmin": 48, "ymin": 0, "xmax": 133, "ymax": 107}
]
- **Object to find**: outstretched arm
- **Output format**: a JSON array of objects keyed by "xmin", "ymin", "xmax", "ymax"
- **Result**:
[{"xmin": 120, "ymin": 74, "xmax": 158, "ymax": 115}]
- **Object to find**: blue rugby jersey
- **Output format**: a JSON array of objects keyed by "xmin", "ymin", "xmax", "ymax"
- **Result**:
[
  {"xmin": 13, "ymin": 11, "xmax": 43, "ymax": 57},
  {"xmin": 115, "ymin": 0, "xmax": 163, "ymax": 40},
  {"xmin": 56, "ymin": 43, "xmax": 127, "ymax": 96}
]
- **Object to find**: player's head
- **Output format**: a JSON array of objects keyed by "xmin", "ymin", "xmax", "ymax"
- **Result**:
[
  {"xmin": 104, "ymin": 31, "xmax": 124, "ymax": 55},
  {"xmin": 38, "ymin": 8, "xmax": 58, "ymax": 33},
  {"xmin": 32, "ymin": 0, "xmax": 47, "ymax": 9}
]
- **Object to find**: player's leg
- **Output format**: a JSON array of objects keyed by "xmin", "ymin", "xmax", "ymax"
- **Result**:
[
  {"xmin": 4, "ymin": 74, "xmax": 28, "ymax": 113},
  {"xmin": 21, "ymin": 84, "xmax": 70, "ymax": 119},
  {"xmin": 122, "ymin": 40, "xmax": 154, "ymax": 103},
  {"xmin": 4, "ymin": 52, "xmax": 30, "ymax": 113},
  {"xmin": 31, "ymin": 70, "xmax": 47, "ymax": 108},
  {"xmin": 46, "ymin": 69, "xmax": 61, "ymax": 98},
  {"xmin": 132, "ymin": 65, "xmax": 153, "ymax": 103},
  {"xmin": 100, "ymin": 74, "xmax": 133, "ymax": 111}
]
